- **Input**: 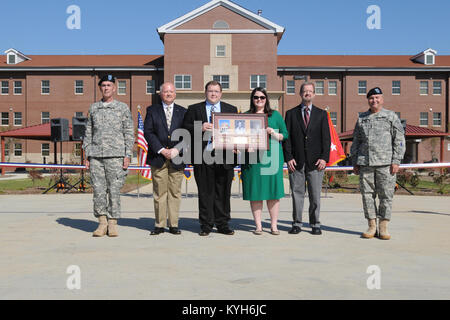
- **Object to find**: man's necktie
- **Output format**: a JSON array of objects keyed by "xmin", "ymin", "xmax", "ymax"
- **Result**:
[
  {"xmin": 209, "ymin": 105, "xmax": 216, "ymax": 123},
  {"xmin": 166, "ymin": 106, "xmax": 172, "ymax": 129},
  {"xmin": 304, "ymin": 107, "xmax": 310, "ymax": 127}
]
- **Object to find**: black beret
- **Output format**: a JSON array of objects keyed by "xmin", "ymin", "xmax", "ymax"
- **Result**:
[
  {"xmin": 367, "ymin": 87, "xmax": 383, "ymax": 98},
  {"xmin": 98, "ymin": 75, "xmax": 116, "ymax": 86}
]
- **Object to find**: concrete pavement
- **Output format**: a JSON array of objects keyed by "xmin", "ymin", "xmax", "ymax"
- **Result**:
[{"xmin": 0, "ymin": 181, "xmax": 449, "ymax": 300}]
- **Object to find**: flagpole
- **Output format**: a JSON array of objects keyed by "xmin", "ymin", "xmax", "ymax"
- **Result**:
[{"xmin": 137, "ymin": 105, "xmax": 141, "ymax": 199}]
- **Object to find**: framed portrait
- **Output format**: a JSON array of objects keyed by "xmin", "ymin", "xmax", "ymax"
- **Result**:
[{"xmin": 212, "ymin": 113, "xmax": 268, "ymax": 150}]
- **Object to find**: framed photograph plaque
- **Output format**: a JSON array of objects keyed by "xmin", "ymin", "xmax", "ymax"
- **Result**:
[{"xmin": 212, "ymin": 113, "xmax": 269, "ymax": 150}]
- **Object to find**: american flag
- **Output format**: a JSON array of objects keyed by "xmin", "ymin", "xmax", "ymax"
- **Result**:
[{"xmin": 137, "ymin": 109, "xmax": 152, "ymax": 180}]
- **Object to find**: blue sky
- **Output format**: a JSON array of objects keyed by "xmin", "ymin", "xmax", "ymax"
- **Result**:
[{"xmin": 1, "ymin": 0, "xmax": 449, "ymax": 55}]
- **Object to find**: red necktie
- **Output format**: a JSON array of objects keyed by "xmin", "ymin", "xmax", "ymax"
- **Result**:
[{"xmin": 304, "ymin": 107, "xmax": 310, "ymax": 127}]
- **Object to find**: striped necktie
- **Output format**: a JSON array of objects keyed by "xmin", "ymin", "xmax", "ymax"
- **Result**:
[{"xmin": 304, "ymin": 106, "xmax": 310, "ymax": 127}]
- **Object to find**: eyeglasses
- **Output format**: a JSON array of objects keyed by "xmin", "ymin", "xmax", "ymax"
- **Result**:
[{"xmin": 253, "ymin": 96, "xmax": 266, "ymax": 101}]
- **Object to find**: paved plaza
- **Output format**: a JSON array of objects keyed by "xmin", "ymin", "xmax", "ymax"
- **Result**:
[{"xmin": 0, "ymin": 180, "xmax": 449, "ymax": 300}]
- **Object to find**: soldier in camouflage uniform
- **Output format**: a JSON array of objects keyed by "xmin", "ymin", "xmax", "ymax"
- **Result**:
[
  {"xmin": 82, "ymin": 75, "xmax": 135, "ymax": 237},
  {"xmin": 351, "ymin": 87, "xmax": 405, "ymax": 240}
]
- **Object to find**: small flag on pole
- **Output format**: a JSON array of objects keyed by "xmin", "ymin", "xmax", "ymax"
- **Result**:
[
  {"xmin": 326, "ymin": 112, "xmax": 346, "ymax": 167},
  {"xmin": 137, "ymin": 108, "xmax": 152, "ymax": 180}
]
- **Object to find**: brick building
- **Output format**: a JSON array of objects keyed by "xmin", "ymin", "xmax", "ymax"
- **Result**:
[{"xmin": 1, "ymin": 0, "xmax": 449, "ymax": 168}]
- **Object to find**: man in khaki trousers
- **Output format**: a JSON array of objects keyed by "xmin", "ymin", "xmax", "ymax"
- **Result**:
[{"xmin": 144, "ymin": 82, "xmax": 187, "ymax": 235}]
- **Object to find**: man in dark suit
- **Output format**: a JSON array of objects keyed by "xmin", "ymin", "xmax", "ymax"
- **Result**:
[
  {"xmin": 283, "ymin": 82, "xmax": 331, "ymax": 235},
  {"xmin": 144, "ymin": 82, "xmax": 186, "ymax": 235},
  {"xmin": 182, "ymin": 81, "xmax": 237, "ymax": 236}
]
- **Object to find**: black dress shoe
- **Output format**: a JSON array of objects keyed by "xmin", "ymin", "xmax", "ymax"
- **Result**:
[
  {"xmin": 311, "ymin": 227, "xmax": 322, "ymax": 235},
  {"xmin": 217, "ymin": 227, "xmax": 235, "ymax": 235},
  {"xmin": 169, "ymin": 227, "xmax": 181, "ymax": 235},
  {"xmin": 199, "ymin": 230, "xmax": 210, "ymax": 236},
  {"xmin": 288, "ymin": 226, "xmax": 302, "ymax": 234},
  {"xmin": 150, "ymin": 227, "xmax": 165, "ymax": 235}
]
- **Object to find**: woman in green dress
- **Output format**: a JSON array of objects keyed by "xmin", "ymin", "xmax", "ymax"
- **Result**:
[{"xmin": 241, "ymin": 87, "xmax": 288, "ymax": 235}]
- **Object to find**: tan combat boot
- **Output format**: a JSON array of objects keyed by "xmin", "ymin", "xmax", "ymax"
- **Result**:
[
  {"xmin": 362, "ymin": 219, "xmax": 377, "ymax": 239},
  {"xmin": 107, "ymin": 219, "xmax": 119, "ymax": 237},
  {"xmin": 93, "ymin": 216, "xmax": 108, "ymax": 237},
  {"xmin": 378, "ymin": 219, "xmax": 391, "ymax": 240}
]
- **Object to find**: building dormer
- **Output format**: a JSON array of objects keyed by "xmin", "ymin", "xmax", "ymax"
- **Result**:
[
  {"xmin": 410, "ymin": 48, "xmax": 437, "ymax": 65},
  {"xmin": 4, "ymin": 48, "xmax": 31, "ymax": 65}
]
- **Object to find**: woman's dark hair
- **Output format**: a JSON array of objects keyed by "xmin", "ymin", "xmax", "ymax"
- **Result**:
[{"xmin": 249, "ymin": 87, "xmax": 273, "ymax": 116}]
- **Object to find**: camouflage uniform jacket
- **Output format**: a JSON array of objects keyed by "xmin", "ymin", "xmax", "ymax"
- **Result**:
[
  {"xmin": 351, "ymin": 108, "xmax": 405, "ymax": 166},
  {"xmin": 83, "ymin": 100, "xmax": 134, "ymax": 159}
]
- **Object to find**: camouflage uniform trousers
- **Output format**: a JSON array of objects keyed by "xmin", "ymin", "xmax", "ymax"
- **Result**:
[
  {"xmin": 359, "ymin": 165, "xmax": 396, "ymax": 221},
  {"xmin": 89, "ymin": 157, "xmax": 127, "ymax": 219}
]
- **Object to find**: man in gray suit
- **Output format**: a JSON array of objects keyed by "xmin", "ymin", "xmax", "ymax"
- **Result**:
[{"xmin": 283, "ymin": 82, "xmax": 331, "ymax": 235}]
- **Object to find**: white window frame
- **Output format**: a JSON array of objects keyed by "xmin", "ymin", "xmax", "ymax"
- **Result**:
[
  {"xmin": 328, "ymin": 81, "xmax": 337, "ymax": 95},
  {"xmin": 432, "ymin": 112, "xmax": 442, "ymax": 127},
  {"xmin": 286, "ymin": 80, "xmax": 295, "ymax": 95},
  {"xmin": 1, "ymin": 81, "xmax": 9, "ymax": 95},
  {"xmin": 174, "ymin": 75, "xmax": 192, "ymax": 90},
  {"xmin": 432, "ymin": 81, "xmax": 442, "ymax": 95},
  {"xmin": 419, "ymin": 81, "xmax": 428, "ymax": 95},
  {"xmin": 419, "ymin": 112, "xmax": 428, "ymax": 126},
  {"xmin": 315, "ymin": 81, "xmax": 324, "ymax": 95},
  {"xmin": 358, "ymin": 81, "xmax": 367, "ymax": 95},
  {"xmin": 216, "ymin": 45, "xmax": 226, "ymax": 57},
  {"xmin": 14, "ymin": 81, "xmax": 22, "ymax": 95},
  {"xmin": 7, "ymin": 53, "xmax": 16, "ymax": 65},
  {"xmin": 41, "ymin": 143, "xmax": 50, "ymax": 157},
  {"xmin": 117, "ymin": 80, "xmax": 126, "ymax": 95},
  {"xmin": 41, "ymin": 80, "xmax": 50, "ymax": 95},
  {"xmin": 392, "ymin": 81, "xmax": 401, "ymax": 95},
  {"xmin": 212, "ymin": 75, "xmax": 230, "ymax": 90},
  {"xmin": 425, "ymin": 54, "xmax": 435, "ymax": 65},
  {"xmin": 1, "ymin": 112, "xmax": 9, "ymax": 126},
  {"xmin": 14, "ymin": 112, "xmax": 22, "ymax": 126},
  {"xmin": 41, "ymin": 112, "xmax": 50, "ymax": 124},
  {"xmin": 146, "ymin": 80, "xmax": 155, "ymax": 94},
  {"xmin": 74, "ymin": 143, "xmax": 82, "ymax": 157},
  {"xmin": 250, "ymin": 75, "xmax": 267, "ymax": 89},
  {"xmin": 14, "ymin": 143, "xmax": 22, "ymax": 157},
  {"xmin": 75, "ymin": 80, "xmax": 84, "ymax": 95},
  {"xmin": 330, "ymin": 112, "xmax": 337, "ymax": 127}
]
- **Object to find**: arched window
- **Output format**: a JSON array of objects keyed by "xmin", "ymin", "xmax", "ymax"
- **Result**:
[{"xmin": 213, "ymin": 20, "xmax": 229, "ymax": 29}]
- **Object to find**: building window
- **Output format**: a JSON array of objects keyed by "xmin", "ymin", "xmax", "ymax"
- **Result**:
[
  {"xmin": 433, "ymin": 81, "xmax": 442, "ymax": 95},
  {"xmin": 1, "ymin": 112, "xmax": 9, "ymax": 126},
  {"xmin": 75, "ymin": 112, "xmax": 84, "ymax": 117},
  {"xmin": 358, "ymin": 81, "xmax": 367, "ymax": 95},
  {"xmin": 1, "ymin": 81, "xmax": 9, "ymax": 95},
  {"xmin": 420, "ymin": 81, "xmax": 428, "ymax": 95},
  {"xmin": 216, "ymin": 45, "xmax": 226, "ymax": 57},
  {"xmin": 75, "ymin": 80, "xmax": 84, "ymax": 95},
  {"xmin": 174, "ymin": 75, "xmax": 192, "ymax": 90},
  {"xmin": 392, "ymin": 81, "xmax": 401, "ymax": 95},
  {"xmin": 328, "ymin": 81, "xmax": 337, "ymax": 95},
  {"xmin": 213, "ymin": 20, "xmax": 230, "ymax": 29},
  {"xmin": 8, "ymin": 54, "xmax": 16, "ymax": 64},
  {"xmin": 4, "ymin": 143, "xmax": 9, "ymax": 157},
  {"xmin": 117, "ymin": 81, "xmax": 126, "ymax": 95},
  {"xmin": 41, "ymin": 112, "xmax": 50, "ymax": 124},
  {"xmin": 330, "ymin": 112, "xmax": 337, "ymax": 126},
  {"xmin": 41, "ymin": 80, "xmax": 50, "ymax": 95},
  {"xmin": 14, "ymin": 112, "xmax": 22, "ymax": 126},
  {"xmin": 14, "ymin": 143, "xmax": 22, "ymax": 157},
  {"xmin": 213, "ymin": 75, "xmax": 230, "ymax": 89},
  {"xmin": 41, "ymin": 143, "xmax": 50, "ymax": 157},
  {"xmin": 286, "ymin": 80, "xmax": 295, "ymax": 95},
  {"xmin": 14, "ymin": 81, "xmax": 22, "ymax": 95},
  {"xmin": 420, "ymin": 112, "xmax": 428, "ymax": 126},
  {"xmin": 146, "ymin": 80, "xmax": 155, "ymax": 94},
  {"xmin": 425, "ymin": 54, "xmax": 434, "ymax": 65},
  {"xmin": 250, "ymin": 75, "xmax": 267, "ymax": 89},
  {"xmin": 75, "ymin": 143, "xmax": 82, "ymax": 157},
  {"xmin": 433, "ymin": 112, "xmax": 442, "ymax": 126},
  {"xmin": 315, "ymin": 81, "xmax": 324, "ymax": 95}
]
